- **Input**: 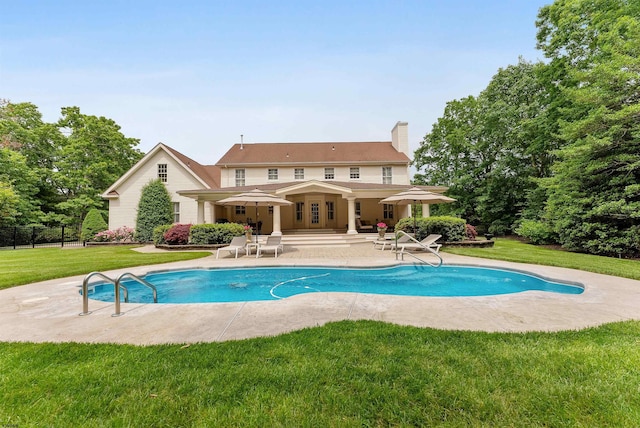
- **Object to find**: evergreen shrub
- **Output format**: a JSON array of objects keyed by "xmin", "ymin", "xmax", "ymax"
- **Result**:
[
  {"xmin": 135, "ymin": 179, "xmax": 173, "ymax": 242},
  {"xmin": 395, "ymin": 216, "xmax": 466, "ymax": 241},
  {"xmin": 190, "ymin": 223, "xmax": 244, "ymax": 245},
  {"xmin": 515, "ymin": 220, "xmax": 556, "ymax": 245},
  {"xmin": 153, "ymin": 225, "xmax": 172, "ymax": 245},
  {"xmin": 81, "ymin": 209, "xmax": 108, "ymax": 241}
]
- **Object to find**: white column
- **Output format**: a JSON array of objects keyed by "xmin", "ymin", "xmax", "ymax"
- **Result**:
[
  {"xmin": 346, "ymin": 197, "xmax": 357, "ymax": 234},
  {"xmin": 209, "ymin": 202, "xmax": 217, "ymax": 223},
  {"xmin": 197, "ymin": 201, "xmax": 205, "ymax": 224},
  {"xmin": 272, "ymin": 205, "xmax": 282, "ymax": 236},
  {"xmin": 422, "ymin": 203, "xmax": 430, "ymax": 218}
]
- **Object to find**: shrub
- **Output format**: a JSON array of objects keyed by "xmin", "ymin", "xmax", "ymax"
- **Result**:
[
  {"xmin": 163, "ymin": 224, "xmax": 191, "ymax": 245},
  {"xmin": 190, "ymin": 223, "xmax": 245, "ymax": 245},
  {"xmin": 395, "ymin": 216, "xmax": 466, "ymax": 242},
  {"xmin": 81, "ymin": 209, "xmax": 108, "ymax": 241},
  {"xmin": 94, "ymin": 226, "xmax": 135, "ymax": 243},
  {"xmin": 153, "ymin": 224, "xmax": 172, "ymax": 245},
  {"xmin": 135, "ymin": 179, "xmax": 173, "ymax": 242},
  {"xmin": 466, "ymin": 224, "xmax": 478, "ymax": 240},
  {"xmin": 515, "ymin": 220, "xmax": 557, "ymax": 245}
]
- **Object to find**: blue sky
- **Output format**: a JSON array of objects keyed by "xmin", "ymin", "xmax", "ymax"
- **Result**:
[{"xmin": 1, "ymin": 1, "xmax": 550, "ymax": 164}]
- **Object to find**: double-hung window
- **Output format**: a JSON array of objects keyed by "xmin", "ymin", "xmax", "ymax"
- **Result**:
[
  {"xmin": 350, "ymin": 167, "xmax": 360, "ymax": 179},
  {"xmin": 268, "ymin": 168, "xmax": 278, "ymax": 180},
  {"xmin": 382, "ymin": 167, "xmax": 392, "ymax": 184},
  {"xmin": 235, "ymin": 169, "xmax": 245, "ymax": 187},
  {"xmin": 294, "ymin": 168, "xmax": 304, "ymax": 180},
  {"xmin": 383, "ymin": 203, "xmax": 394, "ymax": 220},
  {"xmin": 173, "ymin": 202, "xmax": 180, "ymax": 223},
  {"xmin": 324, "ymin": 167, "xmax": 335, "ymax": 180}
]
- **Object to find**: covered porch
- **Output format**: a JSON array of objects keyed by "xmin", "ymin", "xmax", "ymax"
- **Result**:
[{"xmin": 178, "ymin": 181, "xmax": 448, "ymax": 236}]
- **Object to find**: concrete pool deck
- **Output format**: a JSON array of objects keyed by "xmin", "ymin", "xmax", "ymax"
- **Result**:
[{"xmin": 1, "ymin": 243, "xmax": 639, "ymax": 345}]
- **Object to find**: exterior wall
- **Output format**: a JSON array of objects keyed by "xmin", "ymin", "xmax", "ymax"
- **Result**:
[
  {"xmin": 107, "ymin": 151, "xmax": 211, "ymax": 230},
  {"xmin": 219, "ymin": 164, "xmax": 410, "ymax": 187}
]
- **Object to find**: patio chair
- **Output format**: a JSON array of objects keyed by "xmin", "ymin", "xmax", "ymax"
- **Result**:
[
  {"xmin": 388, "ymin": 233, "xmax": 415, "ymax": 250},
  {"xmin": 355, "ymin": 217, "xmax": 374, "ymax": 232},
  {"xmin": 398, "ymin": 234, "xmax": 442, "ymax": 253},
  {"xmin": 216, "ymin": 236, "xmax": 248, "ymax": 259},
  {"xmin": 256, "ymin": 236, "xmax": 284, "ymax": 258}
]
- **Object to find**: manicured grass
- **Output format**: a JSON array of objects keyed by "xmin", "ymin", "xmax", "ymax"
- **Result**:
[
  {"xmin": 2, "ymin": 320, "xmax": 640, "ymax": 426},
  {"xmin": 444, "ymin": 238, "xmax": 640, "ymax": 280},
  {"xmin": 0, "ymin": 246, "xmax": 211, "ymax": 289}
]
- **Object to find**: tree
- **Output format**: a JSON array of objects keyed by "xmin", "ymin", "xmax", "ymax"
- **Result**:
[
  {"xmin": 0, "ymin": 147, "xmax": 43, "ymax": 224},
  {"xmin": 135, "ymin": 179, "xmax": 174, "ymax": 242},
  {"xmin": 536, "ymin": 0, "xmax": 640, "ymax": 257},
  {"xmin": 0, "ymin": 181, "xmax": 19, "ymax": 227},
  {"xmin": 54, "ymin": 106, "xmax": 144, "ymax": 224},
  {"xmin": 81, "ymin": 208, "xmax": 108, "ymax": 241},
  {"xmin": 414, "ymin": 59, "xmax": 558, "ymax": 234}
]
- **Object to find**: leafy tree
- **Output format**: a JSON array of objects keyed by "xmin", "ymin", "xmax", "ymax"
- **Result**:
[
  {"xmin": 0, "ymin": 181, "xmax": 19, "ymax": 227},
  {"xmin": 414, "ymin": 59, "xmax": 557, "ymax": 234},
  {"xmin": 135, "ymin": 179, "xmax": 173, "ymax": 242},
  {"xmin": 54, "ymin": 106, "xmax": 144, "ymax": 224},
  {"xmin": 81, "ymin": 208, "xmax": 108, "ymax": 241},
  {"xmin": 536, "ymin": 0, "xmax": 640, "ymax": 257},
  {"xmin": 0, "ymin": 147, "xmax": 43, "ymax": 224}
]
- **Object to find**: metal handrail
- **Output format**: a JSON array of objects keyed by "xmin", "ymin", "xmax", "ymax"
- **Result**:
[
  {"xmin": 393, "ymin": 230, "xmax": 443, "ymax": 268},
  {"xmin": 116, "ymin": 273, "xmax": 158, "ymax": 304},
  {"xmin": 80, "ymin": 272, "xmax": 128, "ymax": 317}
]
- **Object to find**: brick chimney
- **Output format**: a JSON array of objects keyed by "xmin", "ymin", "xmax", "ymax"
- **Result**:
[{"xmin": 391, "ymin": 121, "xmax": 409, "ymax": 156}]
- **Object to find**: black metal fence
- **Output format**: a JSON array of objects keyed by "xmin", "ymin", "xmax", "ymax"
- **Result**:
[{"xmin": 0, "ymin": 225, "xmax": 84, "ymax": 249}]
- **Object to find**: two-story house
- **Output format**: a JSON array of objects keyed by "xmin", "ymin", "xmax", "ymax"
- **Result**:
[{"xmin": 102, "ymin": 122, "xmax": 447, "ymax": 235}]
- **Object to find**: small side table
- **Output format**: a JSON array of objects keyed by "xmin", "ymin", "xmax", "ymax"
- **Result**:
[{"xmin": 246, "ymin": 242, "xmax": 260, "ymax": 257}]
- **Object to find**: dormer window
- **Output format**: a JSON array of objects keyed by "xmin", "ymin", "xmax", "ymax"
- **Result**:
[{"xmin": 158, "ymin": 164, "xmax": 168, "ymax": 182}]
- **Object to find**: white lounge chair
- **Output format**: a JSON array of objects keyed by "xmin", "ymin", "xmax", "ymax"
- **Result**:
[
  {"xmin": 388, "ymin": 233, "xmax": 415, "ymax": 250},
  {"xmin": 256, "ymin": 236, "xmax": 284, "ymax": 258},
  {"xmin": 216, "ymin": 236, "xmax": 247, "ymax": 259},
  {"xmin": 399, "ymin": 234, "xmax": 442, "ymax": 253}
]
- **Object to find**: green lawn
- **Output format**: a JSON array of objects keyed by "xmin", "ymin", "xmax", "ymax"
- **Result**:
[
  {"xmin": 2, "ymin": 241, "xmax": 640, "ymax": 425},
  {"xmin": 0, "ymin": 246, "xmax": 211, "ymax": 290},
  {"xmin": 444, "ymin": 237, "xmax": 640, "ymax": 280}
]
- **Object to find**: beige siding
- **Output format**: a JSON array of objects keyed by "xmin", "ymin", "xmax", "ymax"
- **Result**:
[{"xmin": 107, "ymin": 151, "xmax": 210, "ymax": 230}]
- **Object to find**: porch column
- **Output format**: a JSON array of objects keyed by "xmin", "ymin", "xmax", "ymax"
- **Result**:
[
  {"xmin": 272, "ymin": 205, "xmax": 282, "ymax": 236},
  {"xmin": 346, "ymin": 197, "xmax": 357, "ymax": 234},
  {"xmin": 197, "ymin": 200, "xmax": 205, "ymax": 224},
  {"xmin": 209, "ymin": 202, "xmax": 217, "ymax": 223},
  {"xmin": 422, "ymin": 203, "xmax": 430, "ymax": 218}
]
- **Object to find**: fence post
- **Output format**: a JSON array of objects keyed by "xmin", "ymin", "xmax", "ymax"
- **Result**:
[
  {"xmin": 31, "ymin": 226, "xmax": 36, "ymax": 248},
  {"xmin": 61, "ymin": 225, "xmax": 65, "ymax": 248},
  {"xmin": 13, "ymin": 226, "xmax": 17, "ymax": 249}
]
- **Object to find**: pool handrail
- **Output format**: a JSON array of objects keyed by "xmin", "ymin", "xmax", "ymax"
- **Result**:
[
  {"xmin": 80, "ymin": 271, "xmax": 129, "ymax": 316},
  {"xmin": 116, "ymin": 273, "xmax": 158, "ymax": 306},
  {"xmin": 394, "ymin": 231, "xmax": 443, "ymax": 268}
]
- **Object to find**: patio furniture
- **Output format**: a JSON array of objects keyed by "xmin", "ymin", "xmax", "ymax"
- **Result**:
[{"xmin": 216, "ymin": 236, "xmax": 248, "ymax": 259}]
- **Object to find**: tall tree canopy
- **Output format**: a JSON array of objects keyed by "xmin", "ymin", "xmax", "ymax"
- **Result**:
[
  {"xmin": 0, "ymin": 101, "xmax": 144, "ymax": 226},
  {"xmin": 537, "ymin": 0, "xmax": 640, "ymax": 257}
]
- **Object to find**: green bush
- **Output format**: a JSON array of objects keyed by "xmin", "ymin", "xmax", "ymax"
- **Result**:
[
  {"xmin": 153, "ymin": 224, "xmax": 172, "ymax": 245},
  {"xmin": 515, "ymin": 220, "xmax": 556, "ymax": 245},
  {"xmin": 135, "ymin": 179, "xmax": 173, "ymax": 242},
  {"xmin": 81, "ymin": 209, "xmax": 108, "ymax": 241},
  {"xmin": 190, "ymin": 223, "xmax": 244, "ymax": 245},
  {"xmin": 395, "ymin": 216, "xmax": 466, "ymax": 241}
]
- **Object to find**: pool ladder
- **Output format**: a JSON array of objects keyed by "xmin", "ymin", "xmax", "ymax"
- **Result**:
[
  {"xmin": 394, "ymin": 231, "xmax": 443, "ymax": 268},
  {"xmin": 80, "ymin": 272, "xmax": 158, "ymax": 317}
]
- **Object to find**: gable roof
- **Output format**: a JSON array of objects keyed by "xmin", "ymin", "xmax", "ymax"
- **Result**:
[
  {"xmin": 102, "ymin": 143, "xmax": 220, "ymax": 198},
  {"xmin": 216, "ymin": 141, "xmax": 410, "ymax": 166}
]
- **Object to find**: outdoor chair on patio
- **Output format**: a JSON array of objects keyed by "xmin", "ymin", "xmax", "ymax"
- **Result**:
[
  {"xmin": 387, "ymin": 233, "xmax": 415, "ymax": 250},
  {"xmin": 355, "ymin": 217, "xmax": 374, "ymax": 232},
  {"xmin": 398, "ymin": 234, "xmax": 442, "ymax": 253},
  {"xmin": 256, "ymin": 236, "xmax": 284, "ymax": 258},
  {"xmin": 216, "ymin": 236, "xmax": 248, "ymax": 259}
]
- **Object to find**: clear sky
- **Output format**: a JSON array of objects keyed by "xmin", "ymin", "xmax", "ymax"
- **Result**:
[{"xmin": 1, "ymin": 0, "xmax": 550, "ymax": 165}]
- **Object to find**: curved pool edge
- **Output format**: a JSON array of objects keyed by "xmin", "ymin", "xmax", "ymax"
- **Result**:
[{"xmin": 0, "ymin": 249, "xmax": 638, "ymax": 344}]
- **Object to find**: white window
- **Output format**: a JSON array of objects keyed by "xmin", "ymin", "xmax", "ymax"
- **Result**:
[
  {"xmin": 326, "ymin": 201, "xmax": 334, "ymax": 220},
  {"xmin": 355, "ymin": 202, "xmax": 361, "ymax": 216},
  {"xmin": 350, "ymin": 167, "xmax": 360, "ymax": 179},
  {"xmin": 235, "ymin": 169, "xmax": 245, "ymax": 187},
  {"xmin": 382, "ymin": 167, "xmax": 392, "ymax": 184},
  {"xmin": 235, "ymin": 206, "xmax": 246, "ymax": 215},
  {"xmin": 295, "ymin": 168, "xmax": 304, "ymax": 180},
  {"xmin": 383, "ymin": 203, "xmax": 394, "ymax": 220},
  {"xmin": 173, "ymin": 202, "xmax": 180, "ymax": 223},
  {"xmin": 324, "ymin": 167, "xmax": 335, "ymax": 180},
  {"xmin": 158, "ymin": 164, "xmax": 168, "ymax": 182},
  {"xmin": 268, "ymin": 168, "xmax": 278, "ymax": 180}
]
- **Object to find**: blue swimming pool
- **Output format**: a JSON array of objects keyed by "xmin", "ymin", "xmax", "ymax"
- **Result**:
[{"xmin": 84, "ymin": 265, "xmax": 583, "ymax": 303}]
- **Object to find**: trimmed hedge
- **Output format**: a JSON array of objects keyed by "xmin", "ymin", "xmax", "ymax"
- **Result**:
[
  {"xmin": 81, "ymin": 209, "xmax": 108, "ymax": 242},
  {"xmin": 189, "ymin": 223, "xmax": 245, "ymax": 245},
  {"xmin": 153, "ymin": 224, "xmax": 172, "ymax": 245},
  {"xmin": 395, "ymin": 216, "xmax": 466, "ymax": 242}
]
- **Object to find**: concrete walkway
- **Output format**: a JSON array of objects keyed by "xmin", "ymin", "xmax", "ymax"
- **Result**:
[{"xmin": 1, "ymin": 243, "xmax": 639, "ymax": 345}]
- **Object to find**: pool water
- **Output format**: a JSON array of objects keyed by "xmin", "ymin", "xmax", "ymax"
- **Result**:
[{"xmin": 85, "ymin": 265, "xmax": 584, "ymax": 304}]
